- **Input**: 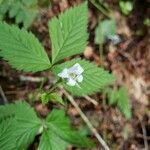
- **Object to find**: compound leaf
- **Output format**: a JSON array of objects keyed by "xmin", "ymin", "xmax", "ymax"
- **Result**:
[
  {"xmin": 0, "ymin": 23, "xmax": 51, "ymax": 72},
  {"xmin": 49, "ymin": 2, "xmax": 88, "ymax": 64},
  {"xmin": 43, "ymin": 109, "xmax": 95, "ymax": 149},
  {"xmin": 52, "ymin": 59, "xmax": 115, "ymax": 96}
]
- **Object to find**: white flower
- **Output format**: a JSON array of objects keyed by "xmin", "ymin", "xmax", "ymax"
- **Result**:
[
  {"xmin": 58, "ymin": 63, "xmax": 84, "ymax": 86},
  {"xmin": 107, "ymin": 34, "xmax": 121, "ymax": 45}
]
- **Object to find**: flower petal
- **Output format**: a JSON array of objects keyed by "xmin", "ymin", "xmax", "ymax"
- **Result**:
[
  {"xmin": 77, "ymin": 75, "xmax": 83, "ymax": 82},
  {"xmin": 68, "ymin": 63, "xmax": 84, "ymax": 75},
  {"xmin": 76, "ymin": 63, "xmax": 84, "ymax": 74},
  {"xmin": 58, "ymin": 68, "xmax": 69, "ymax": 78},
  {"xmin": 67, "ymin": 78, "xmax": 76, "ymax": 86}
]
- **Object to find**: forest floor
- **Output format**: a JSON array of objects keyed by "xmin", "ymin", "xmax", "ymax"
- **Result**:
[{"xmin": 0, "ymin": 0, "xmax": 149, "ymax": 150}]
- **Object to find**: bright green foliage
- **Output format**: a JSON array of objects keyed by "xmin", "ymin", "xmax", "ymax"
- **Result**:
[
  {"xmin": 0, "ymin": 118, "xmax": 16, "ymax": 150},
  {"xmin": 0, "ymin": 0, "xmax": 38, "ymax": 28},
  {"xmin": 0, "ymin": 23, "xmax": 51, "ymax": 72},
  {"xmin": 0, "ymin": 102, "xmax": 94, "ymax": 149},
  {"xmin": 95, "ymin": 19, "xmax": 116, "ymax": 44},
  {"xmin": 42, "ymin": 109, "xmax": 95, "ymax": 149},
  {"xmin": 0, "ymin": 103, "xmax": 15, "ymax": 121},
  {"xmin": 49, "ymin": 2, "xmax": 88, "ymax": 64},
  {"xmin": 106, "ymin": 87, "xmax": 132, "ymax": 119},
  {"xmin": 13, "ymin": 101, "xmax": 41, "ymax": 149},
  {"xmin": 38, "ymin": 129, "xmax": 68, "ymax": 150},
  {"xmin": 119, "ymin": 1, "xmax": 133, "ymax": 15},
  {"xmin": 52, "ymin": 58, "xmax": 115, "ymax": 96},
  {"xmin": 0, "ymin": 101, "xmax": 41, "ymax": 149},
  {"xmin": 41, "ymin": 92, "xmax": 64, "ymax": 105}
]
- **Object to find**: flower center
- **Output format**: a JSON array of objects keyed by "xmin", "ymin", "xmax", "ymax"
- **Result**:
[{"xmin": 69, "ymin": 73, "xmax": 77, "ymax": 79}]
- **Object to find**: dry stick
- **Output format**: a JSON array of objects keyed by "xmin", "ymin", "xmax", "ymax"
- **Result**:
[
  {"xmin": 0, "ymin": 85, "xmax": 8, "ymax": 104},
  {"xmin": 60, "ymin": 87, "xmax": 110, "ymax": 150},
  {"xmin": 83, "ymin": 95, "xmax": 98, "ymax": 106},
  {"xmin": 141, "ymin": 121, "xmax": 149, "ymax": 150}
]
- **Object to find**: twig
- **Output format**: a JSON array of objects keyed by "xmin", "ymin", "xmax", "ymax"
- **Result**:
[
  {"xmin": 19, "ymin": 75, "xmax": 45, "ymax": 82},
  {"xmin": 140, "ymin": 121, "xmax": 149, "ymax": 150},
  {"xmin": 83, "ymin": 95, "xmax": 98, "ymax": 106},
  {"xmin": 0, "ymin": 85, "xmax": 8, "ymax": 104},
  {"xmin": 90, "ymin": 0, "xmax": 112, "ymax": 19},
  {"xmin": 60, "ymin": 86, "xmax": 110, "ymax": 150}
]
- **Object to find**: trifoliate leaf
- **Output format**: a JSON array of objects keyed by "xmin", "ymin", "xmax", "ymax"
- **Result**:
[
  {"xmin": 0, "ymin": 23, "xmax": 51, "ymax": 72},
  {"xmin": 49, "ymin": 2, "xmax": 88, "ymax": 64},
  {"xmin": 0, "ymin": 118, "xmax": 16, "ymax": 150},
  {"xmin": 52, "ymin": 58, "xmax": 115, "ymax": 96},
  {"xmin": 45, "ymin": 109, "xmax": 95, "ymax": 148},
  {"xmin": 41, "ymin": 92, "xmax": 64, "ymax": 105},
  {"xmin": 95, "ymin": 19, "xmax": 116, "ymax": 44}
]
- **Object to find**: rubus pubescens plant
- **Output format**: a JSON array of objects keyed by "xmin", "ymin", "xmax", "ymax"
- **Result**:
[
  {"xmin": 0, "ymin": 2, "xmax": 115, "ymax": 149},
  {"xmin": 0, "ymin": 0, "xmax": 38, "ymax": 28}
]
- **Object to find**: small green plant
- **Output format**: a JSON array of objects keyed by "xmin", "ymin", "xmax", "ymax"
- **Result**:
[
  {"xmin": 0, "ymin": 101, "xmax": 95, "ymax": 150},
  {"xmin": 104, "ymin": 86, "xmax": 132, "ymax": 119},
  {"xmin": 0, "ymin": 2, "xmax": 115, "ymax": 149},
  {"xmin": 144, "ymin": 18, "xmax": 150, "ymax": 27},
  {"xmin": 95, "ymin": 19, "xmax": 117, "ymax": 45},
  {"xmin": 94, "ymin": 19, "xmax": 121, "ymax": 64},
  {"xmin": 0, "ymin": 0, "xmax": 38, "ymax": 28},
  {"xmin": 119, "ymin": 0, "xmax": 133, "ymax": 15}
]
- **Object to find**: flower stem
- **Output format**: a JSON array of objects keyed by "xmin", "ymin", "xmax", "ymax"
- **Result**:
[{"xmin": 60, "ymin": 86, "xmax": 110, "ymax": 150}]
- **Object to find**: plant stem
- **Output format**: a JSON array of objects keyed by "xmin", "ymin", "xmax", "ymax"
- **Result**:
[
  {"xmin": 0, "ymin": 85, "xmax": 8, "ymax": 104},
  {"xmin": 60, "ymin": 86, "xmax": 110, "ymax": 150},
  {"xmin": 48, "ymin": 79, "xmax": 61, "ymax": 93},
  {"xmin": 90, "ymin": 0, "xmax": 112, "ymax": 19},
  {"xmin": 99, "ymin": 44, "xmax": 104, "ymax": 66}
]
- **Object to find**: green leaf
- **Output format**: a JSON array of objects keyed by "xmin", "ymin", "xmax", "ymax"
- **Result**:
[
  {"xmin": 0, "ymin": 103, "xmax": 15, "ymax": 121},
  {"xmin": 119, "ymin": 1, "xmax": 133, "ymax": 15},
  {"xmin": 9, "ymin": 2, "xmax": 20, "ymax": 18},
  {"xmin": 49, "ymin": 2, "xmax": 88, "ymax": 64},
  {"xmin": 52, "ymin": 58, "xmax": 115, "ymax": 96},
  {"xmin": 0, "ymin": 118, "xmax": 16, "ymax": 150},
  {"xmin": 13, "ymin": 101, "xmax": 41, "ymax": 149},
  {"xmin": 95, "ymin": 19, "xmax": 116, "ymax": 44},
  {"xmin": 41, "ymin": 92, "xmax": 64, "ymax": 105},
  {"xmin": 0, "ymin": 0, "xmax": 38, "ymax": 28},
  {"xmin": 44, "ymin": 109, "xmax": 95, "ymax": 148},
  {"xmin": 38, "ymin": 130, "xmax": 68, "ymax": 150},
  {"xmin": 0, "ymin": 23, "xmax": 51, "ymax": 72},
  {"xmin": 108, "ymin": 89, "xmax": 118, "ymax": 105},
  {"xmin": 0, "ymin": 101, "xmax": 42, "ymax": 149},
  {"xmin": 106, "ymin": 87, "xmax": 132, "ymax": 119},
  {"xmin": 117, "ymin": 87, "xmax": 132, "ymax": 119}
]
